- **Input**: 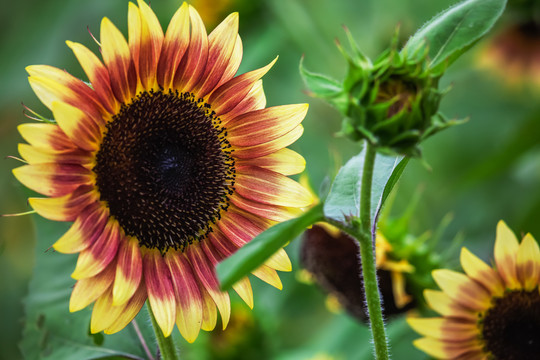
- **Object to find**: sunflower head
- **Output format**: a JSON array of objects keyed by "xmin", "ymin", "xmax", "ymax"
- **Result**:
[
  {"xmin": 13, "ymin": 0, "xmax": 312, "ymax": 343},
  {"xmin": 408, "ymin": 221, "xmax": 540, "ymax": 359}
]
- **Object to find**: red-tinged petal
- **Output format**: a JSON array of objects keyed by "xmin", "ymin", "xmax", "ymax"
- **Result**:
[
  {"xmin": 227, "ymin": 104, "xmax": 308, "ymax": 147},
  {"xmin": 252, "ymin": 265, "xmax": 283, "ymax": 290},
  {"xmin": 165, "ymin": 251, "xmax": 203, "ymax": 343},
  {"xmin": 423, "ymin": 289, "xmax": 477, "ymax": 321},
  {"xmin": 157, "ymin": 2, "xmax": 190, "ymax": 89},
  {"xmin": 53, "ymin": 204, "xmax": 108, "ymax": 253},
  {"xmin": 229, "ymin": 192, "xmax": 302, "ymax": 222},
  {"xmin": 432, "ymin": 269, "xmax": 492, "ymax": 312},
  {"xmin": 101, "ymin": 17, "xmax": 137, "ymax": 104},
  {"xmin": 72, "ymin": 218, "xmax": 121, "ymax": 279},
  {"xmin": 52, "ymin": 101, "xmax": 102, "ymax": 151},
  {"xmin": 187, "ymin": 244, "xmax": 230, "ymax": 329},
  {"xmin": 216, "ymin": 35, "xmax": 242, "ymax": 89},
  {"xmin": 26, "ymin": 65, "xmax": 106, "ymax": 123},
  {"xmin": 131, "ymin": 0, "xmax": 164, "ymax": 90},
  {"xmin": 195, "ymin": 12, "xmax": 239, "ymax": 97},
  {"xmin": 218, "ymin": 207, "xmax": 269, "ymax": 248},
  {"xmin": 413, "ymin": 337, "xmax": 484, "ymax": 360},
  {"xmin": 128, "ymin": 2, "xmax": 142, "ymax": 91},
  {"xmin": 18, "ymin": 144, "xmax": 93, "ymax": 167},
  {"xmin": 18, "ymin": 123, "xmax": 76, "ymax": 153},
  {"xmin": 516, "ymin": 233, "xmax": 540, "ymax": 291},
  {"xmin": 407, "ymin": 317, "xmax": 479, "ymax": 341},
  {"xmin": 28, "ymin": 185, "xmax": 98, "ymax": 222},
  {"xmin": 112, "ymin": 236, "xmax": 142, "ymax": 306},
  {"xmin": 70, "ymin": 260, "xmax": 116, "ymax": 312},
  {"xmin": 232, "ymin": 125, "xmax": 304, "ymax": 159},
  {"xmin": 105, "ymin": 280, "xmax": 147, "ymax": 334},
  {"xmin": 220, "ymin": 79, "xmax": 265, "ymax": 123},
  {"xmin": 235, "ymin": 166, "xmax": 313, "ymax": 207},
  {"xmin": 460, "ymin": 247, "xmax": 505, "ymax": 297},
  {"xmin": 66, "ymin": 40, "xmax": 119, "ymax": 114},
  {"xmin": 144, "ymin": 249, "xmax": 176, "ymax": 337},
  {"xmin": 173, "ymin": 5, "xmax": 209, "ymax": 92},
  {"xmin": 494, "ymin": 220, "xmax": 521, "ymax": 289},
  {"xmin": 200, "ymin": 287, "xmax": 218, "ymax": 331},
  {"xmin": 12, "ymin": 163, "xmax": 93, "ymax": 197},
  {"xmin": 209, "ymin": 57, "xmax": 277, "ymax": 116},
  {"xmin": 237, "ymin": 148, "xmax": 306, "ymax": 176}
]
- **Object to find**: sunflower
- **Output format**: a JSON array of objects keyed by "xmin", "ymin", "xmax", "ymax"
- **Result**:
[
  {"xmin": 13, "ymin": 1, "xmax": 312, "ymax": 343},
  {"xmin": 408, "ymin": 221, "xmax": 540, "ymax": 359}
]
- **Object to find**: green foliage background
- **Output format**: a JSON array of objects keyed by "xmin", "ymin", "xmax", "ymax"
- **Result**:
[{"xmin": 0, "ymin": 0, "xmax": 538, "ymax": 359}]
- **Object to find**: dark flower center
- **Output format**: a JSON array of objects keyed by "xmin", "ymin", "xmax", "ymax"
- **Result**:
[
  {"xmin": 481, "ymin": 289, "xmax": 540, "ymax": 360},
  {"xmin": 94, "ymin": 90, "xmax": 235, "ymax": 252}
]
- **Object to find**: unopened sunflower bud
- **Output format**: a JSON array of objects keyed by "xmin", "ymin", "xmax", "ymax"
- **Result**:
[{"xmin": 301, "ymin": 29, "xmax": 458, "ymax": 156}]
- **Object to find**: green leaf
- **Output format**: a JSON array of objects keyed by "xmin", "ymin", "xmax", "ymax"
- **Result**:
[
  {"xmin": 20, "ymin": 217, "xmax": 153, "ymax": 360},
  {"xmin": 403, "ymin": 0, "xmax": 507, "ymax": 69},
  {"xmin": 323, "ymin": 149, "xmax": 408, "ymax": 225},
  {"xmin": 217, "ymin": 203, "xmax": 324, "ymax": 290},
  {"xmin": 299, "ymin": 57, "xmax": 343, "ymax": 97}
]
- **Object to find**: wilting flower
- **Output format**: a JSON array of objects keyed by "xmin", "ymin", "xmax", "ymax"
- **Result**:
[
  {"xmin": 300, "ymin": 225, "xmax": 415, "ymax": 322},
  {"xmin": 13, "ymin": 1, "xmax": 312, "ymax": 342},
  {"xmin": 408, "ymin": 221, "xmax": 540, "ymax": 359}
]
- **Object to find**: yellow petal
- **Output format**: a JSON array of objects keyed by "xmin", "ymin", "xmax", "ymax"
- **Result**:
[
  {"xmin": 252, "ymin": 265, "xmax": 283, "ymax": 290},
  {"xmin": 432, "ymin": 269, "xmax": 492, "ymax": 312},
  {"xmin": 423, "ymin": 289, "xmax": 476, "ymax": 320},
  {"xmin": 494, "ymin": 220, "xmax": 521, "ymax": 289},
  {"xmin": 265, "ymin": 248, "xmax": 292, "ymax": 272},
  {"xmin": 460, "ymin": 247, "xmax": 504, "ymax": 297},
  {"xmin": 516, "ymin": 233, "xmax": 540, "ymax": 291},
  {"xmin": 407, "ymin": 317, "xmax": 478, "ymax": 341},
  {"xmin": 232, "ymin": 277, "xmax": 254, "ymax": 309}
]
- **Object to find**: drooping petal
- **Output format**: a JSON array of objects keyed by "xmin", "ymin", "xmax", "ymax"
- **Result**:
[
  {"xmin": 71, "ymin": 218, "xmax": 121, "ymax": 280},
  {"xmin": 53, "ymin": 204, "xmax": 109, "ymax": 253},
  {"xmin": 200, "ymin": 287, "xmax": 218, "ymax": 331},
  {"xmin": 252, "ymin": 265, "xmax": 283, "ymax": 290},
  {"xmin": 66, "ymin": 40, "xmax": 118, "ymax": 114},
  {"xmin": 229, "ymin": 192, "xmax": 302, "ymax": 222},
  {"xmin": 460, "ymin": 247, "xmax": 504, "ymax": 297},
  {"xmin": 407, "ymin": 317, "xmax": 478, "ymax": 341},
  {"xmin": 112, "ymin": 236, "xmax": 142, "ymax": 306},
  {"xmin": 157, "ymin": 2, "xmax": 190, "ymax": 89},
  {"xmin": 232, "ymin": 125, "xmax": 304, "ymax": 159},
  {"xmin": 17, "ymin": 123, "xmax": 76, "ymax": 153},
  {"xmin": 494, "ymin": 220, "xmax": 521, "ymax": 289},
  {"xmin": 195, "ymin": 12, "xmax": 239, "ymax": 97},
  {"xmin": 52, "ymin": 101, "xmax": 102, "ymax": 151},
  {"xmin": 143, "ymin": 248, "xmax": 176, "ymax": 337},
  {"xmin": 105, "ymin": 280, "xmax": 147, "ymax": 334},
  {"xmin": 235, "ymin": 166, "xmax": 313, "ymax": 207},
  {"xmin": 423, "ymin": 289, "xmax": 477, "ymax": 321},
  {"xmin": 70, "ymin": 260, "xmax": 116, "ymax": 312},
  {"xmin": 516, "ymin": 233, "xmax": 540, "ymax": 291},
  {"xmin": 18, "ymin": 143, "xmax": 93, "ymax": 167},
  {"xmin": 26, "ymin": 65, "xmax": 105, "ymax": 122},
  {"xmin": 12, "ymin": 163, "xmax": 93, "ymax": 197},
  {"xmin": 165, "ymin": 251, "xmax": 203, "ymax": 343},
  {"xmin": 173, "ymin": 5, "xmax": 209, "ymax": 92},
  {"xmin": 129, "ymin": 0, "xmax": 164, "ymax": 90},
  {"xmin": 91, "ymin": 281, "xmax": 146, "ymax": 334},
  {"xmin": 432, "ymin": 269, "xmax": 492, "ymax": 312},
  {"xmin": 236, "ymin": 148, "xmax": 306, "ymax": 176},
  {"xmin": 101, "ymin": 17, "xmax": 137, "ymax": 103},
  {"xmin": 187, "ymin": 244, "xmax": 230, "ymax": 329},
  {"xmin": 266, "ymin": 248, "xmax": 292, "ymax": 272},
  {"xmin": 209, "ymin": 57, "xmax": 277, "ymax": 116},
  {"xmin": 413, "ymin": 337, "xmax": 484, "ymax": 360},
  {"xmin": 28, "ymin": 185, "xmax": 98, "ymax": 222},
  {"xmin": 227, "ymin": 104, "xmax": 308, "ymax": 147}
]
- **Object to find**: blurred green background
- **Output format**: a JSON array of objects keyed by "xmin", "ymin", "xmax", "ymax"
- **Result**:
[{"xmin": 1, "ymin": 0, "xmax": 538, "ymax": 359}]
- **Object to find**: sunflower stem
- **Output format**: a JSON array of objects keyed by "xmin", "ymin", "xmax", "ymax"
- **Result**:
[
  {"xmin": 147, "ymin": 302, "xmax": 179, "ymax": 360},
  {"xmin": 326, "ymin": 141, "xmax": 389, "ymax": 359}
]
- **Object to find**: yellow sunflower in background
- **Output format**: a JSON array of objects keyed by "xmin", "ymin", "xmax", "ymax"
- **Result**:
[
  {"xmin": 408, "ymin": 221, "xmax": 540, "ymax": 359},
  {"xmin": 12, "ymin": 0, "xmax": 312, "ymax": 343}
]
